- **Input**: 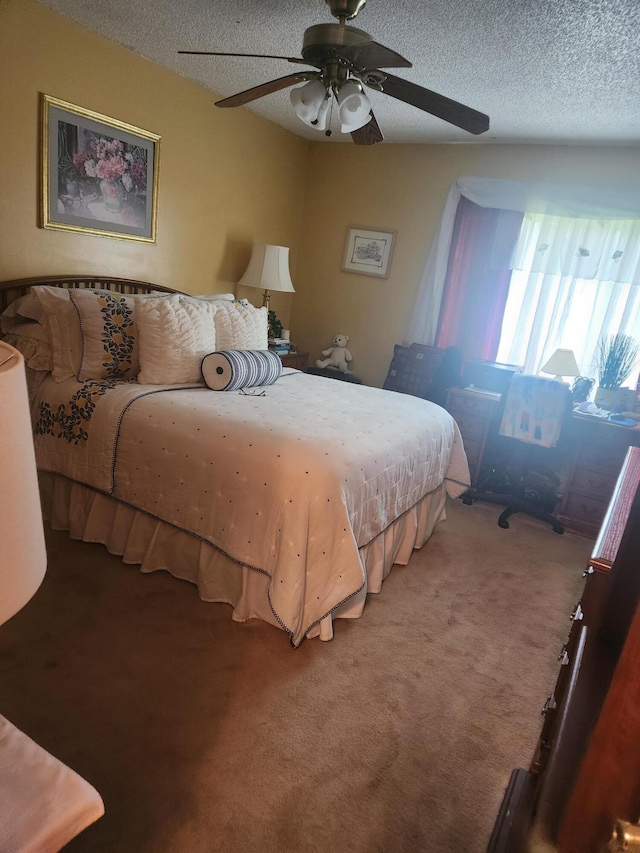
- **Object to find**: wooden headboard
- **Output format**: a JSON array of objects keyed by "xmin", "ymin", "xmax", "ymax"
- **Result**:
[{"xmin": 0, "ymin": 276, "xmax": 181, "ymax": 313}]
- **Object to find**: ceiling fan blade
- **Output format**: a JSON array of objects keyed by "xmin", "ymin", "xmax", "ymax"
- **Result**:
[
  {"xmin": 179, "ymin": 51, "xmax": 310, "ymax": 66},
  {"xmin": 351, "ymin": 112, "xmax": 384, "ymax": 145},
  {"xmin": 215, "ymin": 73, "xmax": 316, "ymax": 108},
  {"xmin": 337, "ymin": 41, "xmax": 412, "ymax": 70},
  {"xmin": 376, "ymin": 72, "xmax": 490, "ymax": 135}
]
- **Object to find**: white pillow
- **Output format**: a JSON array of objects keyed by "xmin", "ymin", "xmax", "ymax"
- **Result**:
[
  {"xmin": 136, "ymin": 294, "xmax": 217, "ymax": 384},
  {"xmin": 192, "ymin": 293, "xmax": 235, "ymax": 302},
  {"xmin": 3, "ymin": 323, "xmax": 53, "ymax": 372},
  {"xmin": 0, "ymin": 292, "xmax": 46, "ymax": 333},
  {"xmin": 30, "ymin": 286, "xmax": 83, "ymax": 382},
  {"xmin": 213, "ymin": 301, "xmax": 268, "ymax": 350}
]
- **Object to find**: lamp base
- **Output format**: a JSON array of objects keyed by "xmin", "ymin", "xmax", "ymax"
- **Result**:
[{"xmin": 262, "ymin": 289, "xmax": 271, "ymax": 311}]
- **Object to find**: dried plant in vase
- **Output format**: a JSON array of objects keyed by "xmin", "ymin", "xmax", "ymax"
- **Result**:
[
  {"xmin": 597, "ymin": 334, "xmax": 640, "ymax": 388},
  {"xmin": 594, "ymin": 333, "xmax": 640, "ymax": 410}
]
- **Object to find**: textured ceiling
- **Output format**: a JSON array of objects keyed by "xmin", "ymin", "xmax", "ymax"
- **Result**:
[{"xmin": 40, "ymin": 0, "xmax": 640, "ymax": 145}]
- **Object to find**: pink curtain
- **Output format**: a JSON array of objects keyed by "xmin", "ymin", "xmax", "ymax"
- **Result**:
[{"xmin": 435, "ymin": 197, "xmax": 523, "ymax": 364}]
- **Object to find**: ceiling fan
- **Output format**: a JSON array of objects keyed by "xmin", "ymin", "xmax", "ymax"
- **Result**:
[{"xmin": 179, "ymin": 0, "xmax": 489, "ymax": 145}]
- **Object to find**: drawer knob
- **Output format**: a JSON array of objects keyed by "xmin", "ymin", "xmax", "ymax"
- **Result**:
[
  {"xmin": 541, "ymin": 694, "xmax": 557, "ymax": 716},
  {"xmin": 608, "ymin": 819, "xmax": 640, "ymax": 852}
]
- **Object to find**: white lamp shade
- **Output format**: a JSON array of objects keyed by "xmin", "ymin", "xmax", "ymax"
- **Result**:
[
  {"xmin": 337, "ymin": 80, "xmax": 372, "ymax": 132},
  {"xmin": 541, "ymin": 348, "xmax": 580, "ymax": 379},
  {"xmin": 238, "ymin": 245, "xmax": 295, "ymax": 294},
  {"xmin": 290, "ymin": 80, "xmax": 328, "ymax": 127},
  {"xmin": 0, "ymin": 342, "xmax": 46, "ymax": 625}
]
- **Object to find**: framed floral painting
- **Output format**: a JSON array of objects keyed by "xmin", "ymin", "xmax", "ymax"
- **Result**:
[
  {"xmin": 41, "ymin": 94, "xmax": 160, "ymax": 242},
  {"xmin": 342, "ymin": 226, "xmax": 396, "ymax": 278}
]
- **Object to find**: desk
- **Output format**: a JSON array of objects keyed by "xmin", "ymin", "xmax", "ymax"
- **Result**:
[
  {"xmin": 445, "ymin": 388, "xmax": 502, "ymax": 488},
  {"xmin": 559, "ymin": 414, "xmax": 640, "ymax": 537},
  {"xmin": 446, "ymin": 387, "xmax": 640, "ymax": 538}
]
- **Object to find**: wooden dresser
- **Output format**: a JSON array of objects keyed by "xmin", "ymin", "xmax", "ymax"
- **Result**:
[{"xmin": 487, "ymin": 446, "xmax": 640, "ymax": 852}]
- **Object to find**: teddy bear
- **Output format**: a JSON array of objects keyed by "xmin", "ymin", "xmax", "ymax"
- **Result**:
[{"xmin": 316, "ymin": 334, "xmax": 352, "ymax": 373}]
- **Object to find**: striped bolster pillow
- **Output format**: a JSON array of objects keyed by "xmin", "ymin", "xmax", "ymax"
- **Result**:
[{"xmin": 201, "ymin": 349, "xmax": 282, "ymax": 391}]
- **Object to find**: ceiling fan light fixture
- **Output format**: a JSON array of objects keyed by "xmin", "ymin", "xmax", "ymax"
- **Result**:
[
  {"xmin": 315, "ymin": 95, "xmax": 331, "ymax": 131},
  {"xmin": 290, "ymin": 79, "xmax": 328, "ymax": 126},
  {"xmin": 336, "ymin": 80, "xmax": 372, "ymax": 133}
]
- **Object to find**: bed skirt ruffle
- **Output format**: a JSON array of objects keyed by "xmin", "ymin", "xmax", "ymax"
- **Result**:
[{"xmin": 39, "ymin": 473, "xmax": 447, "ymax": 643}]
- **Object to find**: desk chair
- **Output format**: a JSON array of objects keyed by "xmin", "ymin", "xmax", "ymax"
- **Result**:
[{"xmin": 463, "ymin": 375, "xmax": 571, "ymax": 534}]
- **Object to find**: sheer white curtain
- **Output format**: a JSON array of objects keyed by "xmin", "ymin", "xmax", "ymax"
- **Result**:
[
  {"xmin": 497, "ymin": 213, "xmax": 640, "ymax": 384},
  {"xmin": 409, "ymin": 176, "xmax": 640, "ymax": 347}
]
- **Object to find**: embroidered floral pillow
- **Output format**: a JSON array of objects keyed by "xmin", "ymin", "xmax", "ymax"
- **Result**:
[{"xmin": 69, "ymin": 289, "xmax": 140, "ymax": 381}]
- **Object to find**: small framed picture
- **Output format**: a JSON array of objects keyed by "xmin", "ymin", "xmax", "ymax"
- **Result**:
[
  {"xmin": 41, "ymin": 94, "xmax": 160, "ymax": 243},
  {"xmin": 342, "ymin": 226, "xmax": 396, "ymax": 278}
]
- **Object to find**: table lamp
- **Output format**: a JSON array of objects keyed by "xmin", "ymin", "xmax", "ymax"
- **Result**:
[
  {"xmin": 238, "ymin": 244, "xmax": 295, "ymax": 312},
  {"xmin": 0, "ymin": 340, "xmax": 104, "ymax": 848},
  {"xmin": 541, "ymin": 348, "xmax": 580, "ymax": 382}
]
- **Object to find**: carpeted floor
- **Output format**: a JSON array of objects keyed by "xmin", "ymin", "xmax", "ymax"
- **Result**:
[{"xmin": 0, "ymin": 498, "xmax": 593, "ymax": 853}]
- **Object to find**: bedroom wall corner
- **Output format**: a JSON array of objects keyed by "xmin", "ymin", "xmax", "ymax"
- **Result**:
[{"xmin": 0, "ymin": 0, "xmax": 311, "ymax": 328}]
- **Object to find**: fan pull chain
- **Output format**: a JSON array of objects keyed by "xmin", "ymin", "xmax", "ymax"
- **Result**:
[{"xmin": 326, "ymin": 91, "xmax": 334, "ymax": 136}]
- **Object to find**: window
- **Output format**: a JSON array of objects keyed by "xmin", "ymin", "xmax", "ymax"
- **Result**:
[{"xmin": 497, "ymin": 213, "xmax": 640, "ymax": 386}]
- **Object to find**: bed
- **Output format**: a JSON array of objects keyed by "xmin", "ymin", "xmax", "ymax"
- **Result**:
[{"xmin": 1, "ymin": 276, "xmax": 470, "ymax": 646}]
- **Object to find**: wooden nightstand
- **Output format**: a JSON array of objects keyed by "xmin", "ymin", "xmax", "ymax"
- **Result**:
[{"xmin": 279, "ymin": 350, "xmax": 309, "ymax": 371}]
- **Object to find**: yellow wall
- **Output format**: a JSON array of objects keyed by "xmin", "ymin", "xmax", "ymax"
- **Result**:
[
  {"xmin": 0, "ymin": 0, "xmax": 310, "ymax": 326},
  {"xmin": 2, "ymin": 1, "xmax": 640, "ymax": 387},
  {"xmin": 294, "ymin": 144, "xmax": 640, "ymax": 386}
]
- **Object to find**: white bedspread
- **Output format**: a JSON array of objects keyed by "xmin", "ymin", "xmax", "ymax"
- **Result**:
[{"xmin": 33, "ymin": 371, "xmax": 469, "ymax": 646}]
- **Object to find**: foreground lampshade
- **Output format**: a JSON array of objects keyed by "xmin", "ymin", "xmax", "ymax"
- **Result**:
[
  {"xmin": 0, "ymin": 341, "xmax": 47, "ymax": 625},
  {"xmin": 290, "ymin": 79, "xmax": 329, "ymax": 128},
  {"xmin": 336, "ymin": 80, "xmax": 372, "ymax": 132},
  {"xmin": 541, "ymin": 348, "xmax": 580, "ymax": 381},
  {"xmin": 239, "ymin": 244, "xmax": 295, "ymax": 310}
]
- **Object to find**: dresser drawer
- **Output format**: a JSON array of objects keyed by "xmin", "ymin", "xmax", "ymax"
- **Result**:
[
  {"xmin": 449, "ymin": 410, "xmax": 490, "ymax": 441},
  {"xmin": 571, "ymin": 466, "xmax": 618, "ymax": 498},
  {"xmin": 562, "ymin": 492, "xmax": 609, "ymax": 531},
  {"xmin": 576, "ymin": 437, "xmax": 630, "ymax": 473},
  {"xmin": 530, "ymin": 623, "xmax": 587, "ymax": 777},
  {"xmin": 447, "ymin": 389, "xmax": 497, "ymax": 418}
]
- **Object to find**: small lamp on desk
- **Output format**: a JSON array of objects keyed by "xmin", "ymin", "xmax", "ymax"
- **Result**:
[
  {"xmin": 541, "ymin": 348, "xmax": 580, "ymax": 382},
  {"xmin": 238, "ymin": 244, "xmax": 295, "ymax": 312}
]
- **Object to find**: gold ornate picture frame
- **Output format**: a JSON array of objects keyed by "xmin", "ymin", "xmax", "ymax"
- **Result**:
[
  {"xmin": 342, "ymin": 226, "xmax": 396, "ymax": 278},
  {"xmin": 41, "ymin": 94, "xmax": 160, "ymax": 243}
]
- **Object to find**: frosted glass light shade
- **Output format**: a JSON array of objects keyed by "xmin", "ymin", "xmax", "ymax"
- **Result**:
[
  {"xmin": 290, "ymin": 80, "xmax": 328, "ymax": 127},
  {"xmin": 541, "ymin": 348, "xmax": 580, "ymax": 380},
  {"xmin": 0, "ymin": 341, "xmax": 46, "ymax": 625},
  {"xmin": 337, "ymin": 80, "xmax": 372, "ymax": 132}
]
